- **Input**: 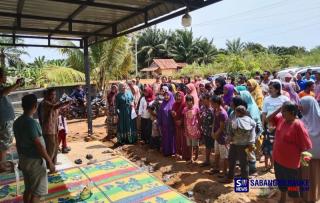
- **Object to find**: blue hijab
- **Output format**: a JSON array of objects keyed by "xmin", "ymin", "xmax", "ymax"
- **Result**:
[{"xmin": 239, "ymin": 91, "xmax": 261, "ymax": 123}]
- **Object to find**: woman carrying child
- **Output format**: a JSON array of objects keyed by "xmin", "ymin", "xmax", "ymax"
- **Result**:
[{"xmin": 220, "ymin": 105, "xmax": 256, "ymax": 183}]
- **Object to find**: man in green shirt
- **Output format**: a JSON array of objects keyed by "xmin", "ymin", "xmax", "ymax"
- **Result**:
[
  {"xmin": 13, "ymin": 94, "xmax": 55, "ymax": 203},
  {"xmin": 0, "ymin": 68, "xmax": 23, "ymax": 172}
]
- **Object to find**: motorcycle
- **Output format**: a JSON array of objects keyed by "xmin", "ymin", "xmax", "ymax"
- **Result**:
[{"xmin": 91, "ymin": 92, "xmax": 107, "ymax": 118}]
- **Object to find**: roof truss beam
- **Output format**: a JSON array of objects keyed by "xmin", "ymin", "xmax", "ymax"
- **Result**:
[
  {"xmin": 49, "ymin": 0, "xmax": 144, "ymax": 12},
  {"xmin": 48, "ymin": 0, "xmax": 94, "ymax": 37},
  {"xmin": 91, "ymin": 0, "xmax": 222, "ymax": 45},
  {"xmin": 0, "ymin": 11, "xmax": 111, "ymax": 26},
  {"xmin": 0, "ymin": 25, "xmax": 112, "ymax": 37},
  {"xmin": 93, "ymin": 2, "xmax": 162, "ymax": 35}
]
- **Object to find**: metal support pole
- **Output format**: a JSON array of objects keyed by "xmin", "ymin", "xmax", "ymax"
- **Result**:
[
  {"xmin": 135, "ymin": 35, "xmax": 138, "ymax": 76},
  {"xmin": 84, "ymin": 37, "xmax": 93, "ymax": 135}
]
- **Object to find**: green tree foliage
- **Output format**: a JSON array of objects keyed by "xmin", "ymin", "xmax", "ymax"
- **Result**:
[
  {"xmin": 244, "ymin": 42, "xmax": 267, "ymax": 54},
  {"xmin": 60, "ymin": 36, "xmax": 133, "ymax": 93},
  {"xmin": 137, "ymin": 28, "xmax": 217, "ymax": 68},
  {"xmin": 226, "ymin": 38, "xmax": 245, "ymax": 54},
  {"xmin": 0, "ymin": 37, "xmax": 28, "ymax": 69}
]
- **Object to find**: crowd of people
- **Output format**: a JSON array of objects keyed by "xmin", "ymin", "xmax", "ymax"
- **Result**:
[
  {"xmin": 0, "ymin": 66, "xmax": 320, "ymax": 202},
  {"xmin": 106, "ymin": 71, "xmax": 320, "ymax": 203}
]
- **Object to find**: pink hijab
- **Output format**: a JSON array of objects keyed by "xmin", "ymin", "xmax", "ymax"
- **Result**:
[{"xmin": 186, "ymin": 83, "xmax": 199, "ymax": 107}]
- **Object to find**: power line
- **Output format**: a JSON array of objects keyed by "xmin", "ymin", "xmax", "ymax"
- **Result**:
[
  {"xmin": 193, "ymin": 5, "xmax": 320, "ymax": 27},
  {"xmin": 211, "ymin": 12, "xmax": 320, "ymax": 41},
  {"xmin": 193, "ymin": 0, "xmax": 293, "ymax": 26}
]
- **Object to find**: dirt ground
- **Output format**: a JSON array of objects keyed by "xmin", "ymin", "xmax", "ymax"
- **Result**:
[{"xmin": 66, "ymin": 117, "xmax": 294, "ymax": 203}]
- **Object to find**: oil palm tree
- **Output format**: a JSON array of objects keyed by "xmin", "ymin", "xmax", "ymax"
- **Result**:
[
  {"xmin": 0, "ymin": 37, "xmax": 28, "ymax": 69},
  {"xmin": 226, "ymin": 38, "xmax": 245, "ymax": 54},
  {"xmin": 170, "ymin": 29, "xmax": 198, "ymax": 63}
]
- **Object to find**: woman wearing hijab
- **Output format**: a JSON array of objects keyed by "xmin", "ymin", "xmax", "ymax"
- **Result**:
[
  {"xmin": 158, "ymin": 89, "xmax": 176, "ymax": 156},
  {"xmin": 240, "ymin": 91, "xmax": 263, "ymax": 175},
  {"xmin": 105, "ymin": 84, "xmax": 118, "ymax": 140},
  {"xmin": 138, "ymin": 86, "xmax": 155, "ymax": 144},
  {"xmin": 116, "ymin": 83, "xmax": 137, "ymax": 144},
  {"xmin": 223, "ymin": 84, "xmax": 235, "ymax": 106},
  {"xmin": 214, "ymin": 77, "xmax": 226, "ymax": 96},
  {"xmin": 186, "ymin": 83, "xmax": 199, "ymax": 108},
  {"xmin": 300, "ymin": 96, "xmax": 320, "ymax": 203},
  {"xmin": 283, "ymin": 82, "xmax": 300, "ymax": 105},
  {"xmin": 172, "ymin": 91, "xmax": 190, "ymax": 160},
  {"xmin": 247, "ymin": 79, "xmax": 264, "ymax": 110}
]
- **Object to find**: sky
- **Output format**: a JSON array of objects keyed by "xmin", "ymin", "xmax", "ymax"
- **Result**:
[{"xmin": 21, "ymin": 0, "xmax": 320, "ymax": 62}]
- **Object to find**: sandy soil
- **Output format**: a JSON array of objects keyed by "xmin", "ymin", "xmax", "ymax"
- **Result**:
[{"xmin": 66, "ymin": 117, "xmax": 296, "ymax": 203}]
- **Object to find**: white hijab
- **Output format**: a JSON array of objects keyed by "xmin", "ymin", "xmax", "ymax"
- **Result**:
[{"xmin": 300, "ymin": 96, "xmax": 320, "ymax": 137}]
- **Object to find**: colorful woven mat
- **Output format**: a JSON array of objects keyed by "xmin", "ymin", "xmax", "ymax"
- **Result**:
[
  {"xmin": 0, "ymin": 156, "xmax": 192, "ymax": 203},
  {"xmin": 97, "ymin": 172, "xmax": 191, "ymax": 203},
  {"xmin": 79, "ymin": 157, "xmax": 141, "ymax": 186}
]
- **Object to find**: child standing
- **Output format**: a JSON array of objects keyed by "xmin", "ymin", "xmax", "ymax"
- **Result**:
[
  {"xmin": 200, "ymin": 93, "xmax": 214, "ymax": 167},
  {"xmin": 58, "ymin": 109, "xmax": 70, "ymax": 154},
  {"xmin": 211, "ymin": 95, "xmax": 229, "ymax": 178},
  {"xmin": 262, "ymin": 123, "xmax": 275, "ymax": 171},
  {"xmin": 183, "ymin": 95, "xmax": 201, "ymax": 164},
  {"xmin": 221, "ymin": 105, "xmax": 256, "ymax": 183}
]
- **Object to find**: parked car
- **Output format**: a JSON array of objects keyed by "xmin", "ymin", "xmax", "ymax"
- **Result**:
[
  {"xmin": 208, "ymin": 73, "xmax": 228, "ymax": 81},
  {"xmin": 295, "ymin": 66, "xmax": 320, "ymax": 77},
  {"xmin": 277, "ymin": 67, "xmax": 302, "ymax": 81}
]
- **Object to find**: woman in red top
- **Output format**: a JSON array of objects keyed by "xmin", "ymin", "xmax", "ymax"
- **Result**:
[{"xmin": 268, "ymin": 102, "xmax": 312, "ymax": 203}]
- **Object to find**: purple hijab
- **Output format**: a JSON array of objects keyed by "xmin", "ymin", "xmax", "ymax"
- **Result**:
[
  {"xmin": 223, "ymin": 84, "xmax": 235, "ymax": 106},
  {"xmin": 283, "ymin": 82, "xmax": 300, "ymax": 104},
  {"xmin": 158, "ymin": 91, "xmax": 176, "ymax": 156}
]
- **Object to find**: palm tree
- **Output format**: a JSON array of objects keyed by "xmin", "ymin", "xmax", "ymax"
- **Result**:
[
  {"xmin": 60, "ymin": 36, "xmax": 133, "ymax": 94},
  {"xmin": 60, "ymin": 42, "xmax": 85, "ymax": 72},
  {"xmin": 0, "ymin": 37, "xmax": 28, "ymax": 69},
  {"xmin": 170, "ymin": 29, "xmax": 198, "ymax": 63},
  {"xmin": 137, "ymin": 27, "xmax": 169, "ymax": 67},
  {"xmin": 193, "ymin": 38, "xmax": 217, "ymax": 64},
  {"xmin": 226, "ymin": 38, "xmax": 245, "ymax": 54}
]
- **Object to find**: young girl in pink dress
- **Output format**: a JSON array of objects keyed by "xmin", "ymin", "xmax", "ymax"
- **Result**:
[{"xmin": 183, "ymin": 95, "xmax": 201, "ymax": 164}]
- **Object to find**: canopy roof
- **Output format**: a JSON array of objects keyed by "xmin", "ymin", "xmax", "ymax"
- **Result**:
[{"xmin": 0, "ymin": 0, "xmax": 221, "ymax": 48}]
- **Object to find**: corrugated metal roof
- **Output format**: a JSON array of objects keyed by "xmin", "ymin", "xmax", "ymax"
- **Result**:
[
  {"xmin": 140, "ymin": 67, "xmax": 159, "ymax": 72},
  {"xmin": 153, "ymin": 59, "xmax": 178, "ymax": 70},
  {"xmin": 0, "ymin": 0, "xmax": 222, "ymax": 46}
]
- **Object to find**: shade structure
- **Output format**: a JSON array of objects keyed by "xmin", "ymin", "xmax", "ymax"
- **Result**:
[{"xmin": 0, "ymin": 0, "xmax": 222, "ymax": 135}]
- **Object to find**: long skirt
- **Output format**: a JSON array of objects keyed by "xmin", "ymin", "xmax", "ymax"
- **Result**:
[
  {"xmin": 117, "ymin": 118, "xmax": 138, "ymax": 144},
  {"xmin": 300, "ymin": 159, "xmax": 320, "ymax": 202},
  {"xmin": 106, "ymin": 105, "xmax": 117, "ymax": 139},
  {"xmin": 175, "ymin": 126, "xmax": 191, "ymax": 161}
]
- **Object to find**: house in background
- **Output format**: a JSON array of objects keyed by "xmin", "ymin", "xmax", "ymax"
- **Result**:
[{"xmin": 140, "ymin": 59, "xmax": 187, "ymax": 78}]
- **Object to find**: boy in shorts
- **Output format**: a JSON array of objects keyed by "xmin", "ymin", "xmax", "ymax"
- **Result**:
[{"xmin": 13, "ymin": 94, "xmax": 55, "ymax": 203}]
